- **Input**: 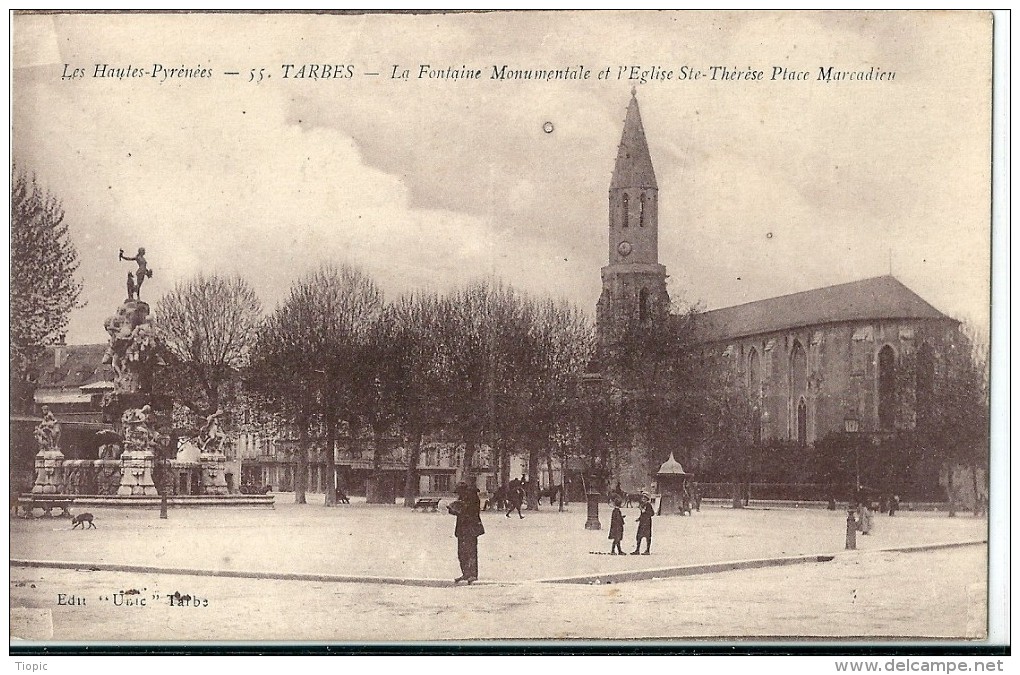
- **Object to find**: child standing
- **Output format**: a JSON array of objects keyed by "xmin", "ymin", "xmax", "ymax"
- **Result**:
[
  {"xmin": 632, "ymin": 494, "xmax": 654, "ymax": 555},
  {"xmin": 608, "ymin": 497, "xmax": 625, "ymax": 554}
]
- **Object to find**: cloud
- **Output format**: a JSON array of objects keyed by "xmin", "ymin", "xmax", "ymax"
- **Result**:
[{"xmin": 11, "ymin": 11, "xmax": 993, "ymax": 344}]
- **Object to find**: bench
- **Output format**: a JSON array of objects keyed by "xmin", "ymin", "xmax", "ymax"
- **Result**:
[
  {"xmin": 412, "ymin": 497, "xmax": 441, "ymax": 512},
  {"xmin": 17, "ymin": 495, "xmax": 75, "ymax": 519}
]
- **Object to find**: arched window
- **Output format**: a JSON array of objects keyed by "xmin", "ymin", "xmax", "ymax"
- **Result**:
[
  {"xmin": 789, "ymin": 340, "xmax": 807, "ymax": 395},
  {"xmin": 789, "ymin": 340, "xmax": 807, "ymax": 442},
  {"xmin": 639, "ymin": 193, "xmax": 646, "ymax": 227},
  {"xmin": 622, "ymin": 193, "xmax": 629, "ymax": 228},
  {"xmin": 638, "ymin": 288, "xmax": 649, "ymax": 323},
  {"xmin": 747, "ymin": 348, "xmax": 762, "ymax": 400},
  {"xmin": 878, "ymin": 345, "xmax": 897, "ymax": 430},
  {"xmin": 915, "ymin": 342, "xmax": 935, "ymax": 429},
  {"xmin": 796, "ymin": 398, "xmax": 807, "ymax": 446}
]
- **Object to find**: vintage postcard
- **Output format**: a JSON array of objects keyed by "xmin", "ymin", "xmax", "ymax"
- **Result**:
[{"xmin": 9, "ymin": 10, "xmax": 1001, "ymax": 653}]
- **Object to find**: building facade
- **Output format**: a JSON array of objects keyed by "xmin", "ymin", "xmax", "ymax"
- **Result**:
[{"xmin": 596, "ymin": 92, "xmax": 966, "ymax": 500}]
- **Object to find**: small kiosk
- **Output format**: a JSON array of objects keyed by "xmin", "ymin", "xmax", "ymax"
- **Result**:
[{"xmin": 656, "ymin": 452, "xmax": 692, "ymax": 515}]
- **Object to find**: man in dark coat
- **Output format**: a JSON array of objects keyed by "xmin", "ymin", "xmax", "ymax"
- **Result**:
[
  {"xmin": 505, "ymin": 477, "xmax": 525, "ymax": 519},
  {"xmin": 454, "ymin": 482, "xmax": 484, "ymax": 583},
  {"xmin": 608, "ymin": 497, "xmax": 625, "ymax": 554},
  {"xmin": 632, "ymin": 494, "xmax": 654, "ymax": 555}
]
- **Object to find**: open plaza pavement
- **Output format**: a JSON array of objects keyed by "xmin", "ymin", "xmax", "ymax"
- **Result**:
[{"xmin": 10, "ymin": 494, "xmax": 989, "ymax": 643}]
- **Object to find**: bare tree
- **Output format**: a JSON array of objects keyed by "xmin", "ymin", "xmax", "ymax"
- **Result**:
[
  {"xmin": 250, "ymin": 264, "xmax": 383, "ymax": 507},
  {"xmin": 248, "ymin": 312, "xmax": 316, "ymax": 504},
  {"xmin": 509, "ymin": 297, "xmax": 595, "ymax": 510},
  {"xmin": 359, "ymin": 305, "xmax": 403, "ymax": 503},
  {"xmin": 390, "ymin": 292, "xmax": 457, "ymax": 506},
  {"xmin": 155, "ymin": 274, "xmax": 262, "ymax": 419}
]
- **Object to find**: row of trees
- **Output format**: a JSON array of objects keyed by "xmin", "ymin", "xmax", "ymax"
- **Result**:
[
  {"xmin": 153, "ymin": 266, "xmax": 597, "ymax": 508},
  {"xmin": 142, "ymin": 265, "xmax": 995, "ymax": 512},
  {"xmin": 12, "ymin": 166, "xmax": 990, "ymax": 512}
]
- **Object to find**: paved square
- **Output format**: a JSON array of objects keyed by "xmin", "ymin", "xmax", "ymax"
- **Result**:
[{"xmin": 9, "ymin": 496, "xmax": 989, "ymax": 641}]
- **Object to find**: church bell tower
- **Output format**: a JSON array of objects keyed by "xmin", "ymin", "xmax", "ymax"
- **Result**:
[{"xmin": 596, "ymin": 89, "xmax": 671, "ymax": 349}]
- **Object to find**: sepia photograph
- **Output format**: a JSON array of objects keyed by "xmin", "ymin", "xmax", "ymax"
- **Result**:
[{"xmin": 9, "ymin": 10, "xmax": 1003, "ymax": 654}]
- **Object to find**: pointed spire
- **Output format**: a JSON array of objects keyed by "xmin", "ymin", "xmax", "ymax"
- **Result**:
[{"xmin": 611, "ymin": 91, "xmax": 657, "ymax": 190}]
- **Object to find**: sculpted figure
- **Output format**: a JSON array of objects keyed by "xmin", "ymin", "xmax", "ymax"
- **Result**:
[
  {"xmin": 34, "ymin": 405, "xmax": 62, "ymax": 452},
  {"xmin": 119, "ymin": 247, "xmax": 152, "ymax": 299},
  {"xmin": 121, "ymin": 406, "xmax": 156, "ymax": 453},
  {"xmin": 200, "ymin": 409, "xmax": 226, "ymax": 451}
]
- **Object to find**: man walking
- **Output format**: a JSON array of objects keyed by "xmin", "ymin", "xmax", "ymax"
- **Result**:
[{"xmin": 505, "ymin": 477, "xmax": 525, "ymax": 519}]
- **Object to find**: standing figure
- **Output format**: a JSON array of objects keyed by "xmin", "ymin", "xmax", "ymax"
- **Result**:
[
  {"xmin": 452, "ymin": 482, "xmax": 484, "ymax": 584},
  {"xmin": 608, "ymin": 497, "xmax": 626, "ymax": 555},
  {"xmin": 857, "ymin": 501, "xmax": 873, "ymax": 535},
  {"xmin": 119, "ymin": 247, "xmax": 152, "ymax": 299},
  {"xmin": 35, "ymin": 405, "xmax": 62, "ymax": 451},
  {"xmin": 632, "ymin": 494, "xmax": 654, "ymax": 555},
  {"xmin": 126, "ymin": 272, "xmax": 137, "ymax": 300},
  {"xmin": 505, "ymin": 477, "xmax": 525, "ymax": 519},
  {"xmin": 611, "ymin": 480, "xmax": 624, "ymax": 504},
  {"xmin": 199, "ymin": 408, "xmax": 225, "ymax": 452},
  {"xmin": 889, "ymin": 494, "xmax": 900, "ymax": 517}
]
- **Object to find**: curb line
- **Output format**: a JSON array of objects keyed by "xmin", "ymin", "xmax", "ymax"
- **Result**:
[
  {"xmin": 10, "ymin": 540, "xmax": 985, "ymax": 588},
  {"xmin": 9, "ymin": 559, "xmax": 478, "ymax": 588},
  {"xmin": 533, "ymin": 539, "xmax": 988, "ymax": 585}
]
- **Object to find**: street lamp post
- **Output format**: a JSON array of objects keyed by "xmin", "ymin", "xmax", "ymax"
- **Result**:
[
  {"xmin": 159, "ymin": 450, "xmax": 169, "ymax": 519},
  {"xmin": 844, "ymin": 417, "xmax": 860, "ymax": 500},
  {"xmin": 580, "ymin": 372, "xmax": 605, "ymax": 530}
]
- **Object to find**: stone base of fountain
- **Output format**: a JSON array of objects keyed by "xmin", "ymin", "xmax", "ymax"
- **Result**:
[{"xmin": 15, "ymin": 492, "xmax": 274, "ymax": 517}]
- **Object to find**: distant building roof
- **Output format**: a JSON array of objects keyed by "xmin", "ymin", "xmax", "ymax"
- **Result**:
[
  {"xmin": 34, "ymin": 344, "xmax": 114, "ymax": 389},
  {"xmin": 691, "ymin": 275, "xmax": 955, "ymax": 343}
]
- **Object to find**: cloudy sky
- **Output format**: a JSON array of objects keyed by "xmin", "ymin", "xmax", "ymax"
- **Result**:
[{"xmin": 12, "ymin": 11, "xmax": 993, "ymax": 345}]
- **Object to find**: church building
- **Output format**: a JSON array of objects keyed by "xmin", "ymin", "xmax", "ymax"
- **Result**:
[{"xmin": 596, "ymin": 91, "xmax": 964, "ymax": 498}]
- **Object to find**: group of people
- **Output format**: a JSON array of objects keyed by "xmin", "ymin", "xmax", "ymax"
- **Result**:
[
  {"xmin": 852, "ymin": 493, "xmax": 901, "ymax": 535},
  {"xmin": 487, "ymin": 476, "xmax": 531, "ymax": 518},
  {"xmin": 608, "ymin": 494, "xmax": 655, "ymax": 555},
  {"xmin": 450, "ymin": 480, "xmax": 661, "ymax": 583}
]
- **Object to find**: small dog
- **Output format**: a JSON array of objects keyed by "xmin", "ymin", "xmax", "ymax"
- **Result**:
[{"xmin": 71, "ymin": 513, "xmax": 96, "ymax": 529}]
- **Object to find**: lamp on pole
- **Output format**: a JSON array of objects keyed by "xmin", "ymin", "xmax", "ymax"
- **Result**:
[{"xmin": 844, "ymin": 417, "xmax": 860, "ymax": 500}]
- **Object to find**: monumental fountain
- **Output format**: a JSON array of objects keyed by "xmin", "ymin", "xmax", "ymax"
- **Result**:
[{"xmin": 19, "ymin": 248, "xmax": 273, "ymax": 515}]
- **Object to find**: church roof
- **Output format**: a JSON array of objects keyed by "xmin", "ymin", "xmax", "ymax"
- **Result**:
[
  {"xmin": 611, "ymin": 90, "xmax": 658, "ymax": 190},
  {"xmin": 692, "ymin": 275, "xmax": 955, "ymax": 343}
]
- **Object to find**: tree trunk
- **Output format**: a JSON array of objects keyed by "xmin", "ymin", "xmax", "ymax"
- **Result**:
[
  {"xmin": 526, "ymin": 445, "xmax": 540, "ymax": 511},
  {"xmin": 366, "ymin": 423, "xmax": 392, "ymax": 504},
  {"xmin": 499, "ymin": 441, "xmax": 511, "ymax": 486},
  {"xmin": 731, "ymin": 481, "xmax": 743, "ymax": 509},
  {"xmin": 560, "ymin": 445, "xmax": 568, "ymax": 509},
  {"xmin": 462, "ymin": 429, "xmax": 478, "ymax": 487},
  {"xmin": 946, "ymin": 462, "xmax": 956, "ymax": 517},
  {"xmin": 294, "ymin": 413, "xmax": 308, "ymax": 505},
  {"xmin": 324, "ymin": 412, "xmax": 337, "ymax": 507},
  {"xmin": 971, "ymin": 462, "xmax": 981, "ymax": 515},
  {"xmin": 403, "ymin": 429, "xmax": 423, "ymax": 507}
]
